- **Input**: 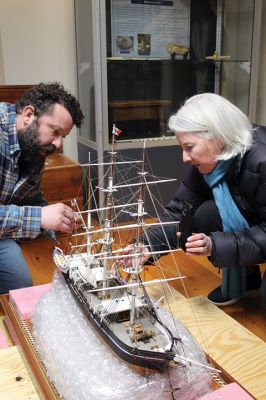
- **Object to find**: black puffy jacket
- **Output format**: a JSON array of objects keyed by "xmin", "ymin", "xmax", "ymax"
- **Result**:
[{"xmin": 143, "ymin": 125, "xmax": 266, "ymax": 269}]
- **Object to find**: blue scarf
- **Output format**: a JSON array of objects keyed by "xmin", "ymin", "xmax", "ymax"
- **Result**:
[{"xmin": 204, "ymin": 160, "xmax": 247, "ymax": 298}]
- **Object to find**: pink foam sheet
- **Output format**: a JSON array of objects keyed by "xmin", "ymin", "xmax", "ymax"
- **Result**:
[
  {"xmin": 9, "ymin": 283, "xmax": 52, "ymax": 320},
  {"xmin": 197, "ymin": 383, "xmax": 254, "ymax": 400}
]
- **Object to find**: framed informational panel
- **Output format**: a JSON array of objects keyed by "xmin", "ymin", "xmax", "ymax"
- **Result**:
[{"xmin": 111, "ymin": 0, "xmax": 190, "ymax": 59}]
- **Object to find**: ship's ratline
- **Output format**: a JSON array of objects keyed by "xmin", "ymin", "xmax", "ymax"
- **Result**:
[{"xmin": 64, "ymin": 273, "xmax": 176, "ymax": 372}]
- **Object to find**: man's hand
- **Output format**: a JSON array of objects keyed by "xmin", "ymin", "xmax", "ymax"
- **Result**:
[
  {"xmin": 116, "ymin": 244, "xmax": 151, "ymax": 268},
  {"xmin": 177, "ymin": 232, "xmax": 212, "ymax": 256},
  {"xmin": 41, "ymin": 203, "xmax": 81, "ymax": 234}
]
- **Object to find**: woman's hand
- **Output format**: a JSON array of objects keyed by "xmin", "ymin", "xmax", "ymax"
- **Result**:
[{"xmin": 177, "ymin": 232, "xmax": 212, "ymax": 256}]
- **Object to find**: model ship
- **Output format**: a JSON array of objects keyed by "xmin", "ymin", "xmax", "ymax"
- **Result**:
[{"xmin": 52, "ymin": 126, "xmax": 214, "ymax": 375}]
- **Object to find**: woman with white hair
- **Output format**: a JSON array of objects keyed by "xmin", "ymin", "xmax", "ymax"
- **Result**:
[
  {"xmin": 122, "ymin": 92, "xmax": 266, "ymax": 306},
  {"xmin": 166, "ymin": 92, "xmax": 265, "ymax": 305}
]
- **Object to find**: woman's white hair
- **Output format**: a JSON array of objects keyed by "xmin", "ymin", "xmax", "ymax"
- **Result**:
[{"xmin": 168, "ymin": 93, "xmax": 253, "ymax": 160}]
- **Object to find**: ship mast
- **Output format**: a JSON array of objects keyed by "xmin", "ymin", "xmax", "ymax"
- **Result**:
[
  {"xmin": 101, "ymin": 125, "xmax": 117, "ymax": 293},
  {"xmin": 87, "ymin": 152, "xmax": 92, "ymax": 252},
  {"xmin": 127, "ymin": 141, "xmax": 147, "ymax": 327}
]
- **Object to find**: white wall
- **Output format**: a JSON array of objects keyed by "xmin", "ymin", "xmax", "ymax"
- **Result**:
[
  {"xmin": 0, "ymin": 0, "xmax": 79, "ymax": 161},
  {"xmin": 0, "ymin": 28, "xmax": 4, "ymax": 82},
  {"xmin": 256, "ymin": 1, "xmax": 266, "ymax": 126}
]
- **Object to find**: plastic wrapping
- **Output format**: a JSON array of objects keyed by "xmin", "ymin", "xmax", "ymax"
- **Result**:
[{"xmin": 32, "ymin": 272, "xmax": 212, "ymax": 400}]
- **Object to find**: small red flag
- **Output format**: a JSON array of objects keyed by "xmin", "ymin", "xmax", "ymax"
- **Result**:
[{"xmin": 112, "ymin": 124, "xmax": 122, "ymax": 136}]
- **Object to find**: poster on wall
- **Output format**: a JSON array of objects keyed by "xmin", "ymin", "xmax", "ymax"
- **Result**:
[{"xmin": 111, "ymin": 0, "xmax": 190, "ymax": 59}]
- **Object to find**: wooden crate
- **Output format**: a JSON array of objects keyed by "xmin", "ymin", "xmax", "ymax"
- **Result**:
[{"xmin": 41, "ymin": 153, "xmax": 83, "ymax": 209}]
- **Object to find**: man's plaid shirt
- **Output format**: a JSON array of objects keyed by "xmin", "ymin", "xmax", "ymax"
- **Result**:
[{"xmin": 0, "ymin": 103, "xmax": 46, "ymax": 239}]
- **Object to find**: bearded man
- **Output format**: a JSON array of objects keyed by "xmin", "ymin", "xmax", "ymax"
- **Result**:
[{"xmin": 0, "ymin": 82, "xmax": 84, "ymax": 293}]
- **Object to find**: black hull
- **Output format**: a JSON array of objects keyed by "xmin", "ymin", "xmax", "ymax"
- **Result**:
[{"xmin": 64, "ymin": 273, "xmax": 176, "ymax": 372}]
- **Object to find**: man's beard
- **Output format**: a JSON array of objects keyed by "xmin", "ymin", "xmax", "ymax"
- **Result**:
[{"xmin": 18, "ymin": 121, "xmax": 56, "ymax": 170}]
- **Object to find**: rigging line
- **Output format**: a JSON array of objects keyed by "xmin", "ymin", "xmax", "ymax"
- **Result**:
[
  {"xmin": 81, "ymin": 163, "xmax": 99, "ymax": 219},
  {"xmin": 113, "ymin": 168, "xmax": 136, "ymax": 189},
  {"xmin": 141, "ymin": 255, "xmax": 188, "ymax": 355},
  {"xmin": 143, "ymin": 206, "xmax": 191, "ymax": 332},
  {"xmin": 143, "ymin": 174, "xmax": 181, "ymax": 257},
  {"xmin": 114, "ymin": 152, "xmax": 141, "ymax": 164},
  {"xmin": 138, "ymin": 276, "xmax": 161, "ymax": 319},
  {"xmin": 106, "ymin": 177, "xmax": 141, "ymax": 247},
  {"xmin": 144, "ymin": 177, "xmax": 183, "ymax": 275},
  {"xmin": 66, "ymin": 249, "xmax": 180, "ymax": 262},
  {"xmin": 87, "ymin": 165, "xmax": 110, "ymax": 225},
  {"xmin": 112, "ymin": 192, "xmax": 141, "ymax": 220},
  {"xmin": 143, "ymin": 180, "xmax": 195, "ymax": 351},
  {"xmin": 109, "ymin": 290, "xmax": 131, "ymax": 320},
  {"xmin": 72, "ymin": 221, "xmax": 180, "ymax": 237},
  {"xmin": 101, "ymin": 290, "xmax": 122, "ymax": 323},
  {"xmin": 70, "ymin": 163, "xmax": 85, "ymax": 205},
  {"xmin": 71, "ymin": 242, "xmax": 98, "ymax": 250},
  {"xmin": 82, "ymin": 168, "xmax": 94, "ymax": 209},
  {"xmin": 69, "ymin": 247, "xmax": 94, "ymax": 269},
  {"xmin": 144, "ymin": 179, "xmax": 211, "ymax": 357},
  {"xmin": 174, "ymin": 354, "xmax": 221, "ymax": 373},
  {"xmin": 144, "ymin": 152, "xmax": 168, "ymax": 206},
  {"xmin": 80, "ymin": 160, "xmax": 143, "ymax": 167},
  {"xmin": 101, "ymin": 295, "xmax": 121, "ymax": 323},
  {"xmin": 97, "ymin": 178, "xmax": 177, "ymax": 190},
  {"xmin": 86, "ymin": 276, "xmax": 186, "ymax": 293},
  {"xmin": 72, "ymin": 198, "xmax": 88, "ymax": 232},
  {"xmin": 101, "ymin": 159, "xmax": 143, "ymax": 217},
  {"xmin": 115, "ymin": 172, "xmax": 146, "ymax": 186},
  {"xmin": 149, "ymin": 188, "xmax": 169, "ymax": 213},
  {"xmin": 86, "ymin": 152, "xmax": 92, "ymax": 251},
  {"xmin": 165, "ymin": 364, "xmax": 176, "ymax": 400},
  {"xmin": 78, "ymin": 202, "xmax": 139, "ymax": 214},
  {"xmin": 115, "ymin": 159, "xmax": 141, "ymax": 176}
]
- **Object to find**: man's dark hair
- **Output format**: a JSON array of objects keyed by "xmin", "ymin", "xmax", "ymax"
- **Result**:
[{"xmin": 15, "ymin": 82, "xmax": 84, "ymax": 128}]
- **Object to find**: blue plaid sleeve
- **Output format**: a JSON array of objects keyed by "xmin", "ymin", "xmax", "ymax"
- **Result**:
[{"xmin": 0, "ymin": 205, "xmax": 42, "ymax": 239}]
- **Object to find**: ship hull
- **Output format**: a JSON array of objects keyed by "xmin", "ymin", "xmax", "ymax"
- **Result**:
[{"xmin": 64, "ymin": 272, "xmax": 176, "ymax": 372}]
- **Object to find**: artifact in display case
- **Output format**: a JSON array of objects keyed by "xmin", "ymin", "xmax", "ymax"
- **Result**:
[
  {"xmin": 205, "ymin": 51, "xmax": 231, "ymax": 61},
  {"xmin": 167, "ymin": 43, "xmax": 190, "ymax": 60}
]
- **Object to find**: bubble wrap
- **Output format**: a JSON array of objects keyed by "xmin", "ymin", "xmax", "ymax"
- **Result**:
[{"xmin": 32, "ymin": 272, "xmax": 212, "ymax": 400}]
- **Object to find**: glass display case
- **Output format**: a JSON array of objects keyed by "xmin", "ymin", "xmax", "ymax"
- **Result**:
[
  {"xmin": 105, "ymin": 0, "xmax": 216, "ymax": 142},
  {"xmin": 75, "ymin": 0, "xmax": 259, "ymax": 148}
]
